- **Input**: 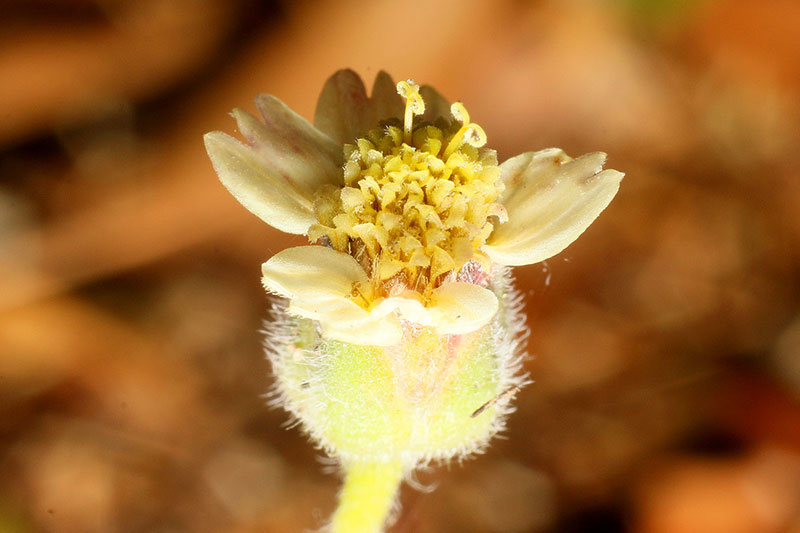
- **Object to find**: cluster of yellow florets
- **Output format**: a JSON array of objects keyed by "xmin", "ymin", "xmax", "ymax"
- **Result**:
[{"xmin": 308, "ymin": 80, "xmax": 506, "ymax": 297}]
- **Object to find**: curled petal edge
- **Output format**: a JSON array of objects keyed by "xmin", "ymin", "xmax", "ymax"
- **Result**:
[{"xmin": 485, "ymin": 150, "xmax": 623, "ymax": 266}]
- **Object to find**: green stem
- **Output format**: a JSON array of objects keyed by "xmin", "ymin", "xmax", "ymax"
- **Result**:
[{"xmin": 330, "ymin": 460, "xmax": 405, "ymax": 533}]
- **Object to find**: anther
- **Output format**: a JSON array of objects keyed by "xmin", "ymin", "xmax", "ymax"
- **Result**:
[{"xmin": 397, "ymin": 80, "xmax": 425, "ymax": 144}]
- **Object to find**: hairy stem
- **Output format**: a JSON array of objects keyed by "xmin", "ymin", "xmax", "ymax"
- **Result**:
[{"xmin": 329, "ymin": 460, "xmax": 405, "ymax": 533}]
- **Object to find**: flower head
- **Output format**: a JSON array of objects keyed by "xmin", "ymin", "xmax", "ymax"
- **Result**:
[
  {"xmin": 205, "ymin": 70, "xmax": 622, "ymax": 532},
  {"xmin": 205, "ymin": 70, "xmax": 622, "ymax": 347}
]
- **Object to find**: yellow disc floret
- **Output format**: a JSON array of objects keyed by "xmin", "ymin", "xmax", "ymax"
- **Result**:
[{"xmin": 309, "ymin": 80, "xmax": 505, "ymax": 299}]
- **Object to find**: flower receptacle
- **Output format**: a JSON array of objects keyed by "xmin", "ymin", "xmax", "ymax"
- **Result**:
[{"xmin": 266, "ymin": 268, "xmax": 527, "ymax": 468}]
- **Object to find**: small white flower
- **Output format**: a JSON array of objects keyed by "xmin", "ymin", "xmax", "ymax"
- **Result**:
[{"xmin": 204, "ymin": 70, "xmax": 622, "ymax": 346}]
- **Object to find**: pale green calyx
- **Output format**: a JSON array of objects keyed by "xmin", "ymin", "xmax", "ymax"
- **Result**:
[{"xmin": 265, "ymin": 266, "xmax": 528, "ymax": 467}]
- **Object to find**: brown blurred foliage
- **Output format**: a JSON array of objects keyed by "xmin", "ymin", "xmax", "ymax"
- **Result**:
[{"xmin": 1, "ymin": 0, "xmax": 799, "ymax": 531}]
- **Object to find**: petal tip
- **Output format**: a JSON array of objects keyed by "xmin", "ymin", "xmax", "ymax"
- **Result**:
[{"xmin": 202, "ymin": 130, "xmax": 223, "ymax": 147}]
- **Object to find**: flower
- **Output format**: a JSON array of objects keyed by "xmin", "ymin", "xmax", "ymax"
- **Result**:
[
  {"xmin": 205, "ymin": 70, "xmax": 623, "ymax": 533},
  {"xmin": 204, "ymin": 70, "xmax": 622, "ymax": 347}
]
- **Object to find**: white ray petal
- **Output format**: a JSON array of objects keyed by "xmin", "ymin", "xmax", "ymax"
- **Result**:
[
  {"xmin": 204, "ymin": 132, "xmax": 316, "ymax": 234},
  {"xmin": 371, "ymin": 293, "xmax": 434, "ymax": 327},
  {"xmin": 430, "ymin": 282, "xmax": 499, "ymax": 335},
  {"xmin": 419, "ymin": 85, "xmax": 451, "ymax": 124},
  {"xmin": 485, "ymin": 150, "xmax": 622, "ymax": 266},
  {"xmin": 369, "ymin": 71, "xmax": 404, "ymax": 126},
  {"xmin": 240, "ymin": 95, "xmax": 343, "ymax": 191},
  {"xmin": 321, "ymin": 311, "xmax": 404, "ymax": 347},
  {"xmin": 261, "ymin": 246, "xmax": 404, "ymax": 346},
  {"xmin": 314, "ymin": 69, "xmax": 371, "ymax": 145},
  {"xmin": 261, "ymin": 245, "xmax": 369, "ymax": 298}
]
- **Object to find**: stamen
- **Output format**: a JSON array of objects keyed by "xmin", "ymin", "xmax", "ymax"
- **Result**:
[
  {"xmin": 443, "ymin": 102, "xmax": 487, "ymax": 159},
  {"xmin": 464, "ymin": 124, "xmax": 487, "ymax": 148},
  {"xmin": 397, "ymin": 80, "xmax": 425, "ymax": 144}
]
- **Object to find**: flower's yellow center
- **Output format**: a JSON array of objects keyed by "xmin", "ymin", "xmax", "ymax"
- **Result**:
[{"xmin": 309, "ymin": 80, "xmax": 505, "ymax": 298}]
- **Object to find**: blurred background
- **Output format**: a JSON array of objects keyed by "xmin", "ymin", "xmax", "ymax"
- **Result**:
[{"xmin": 1, "ymin": 0, "xmax": 799, "ymax": 531}]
